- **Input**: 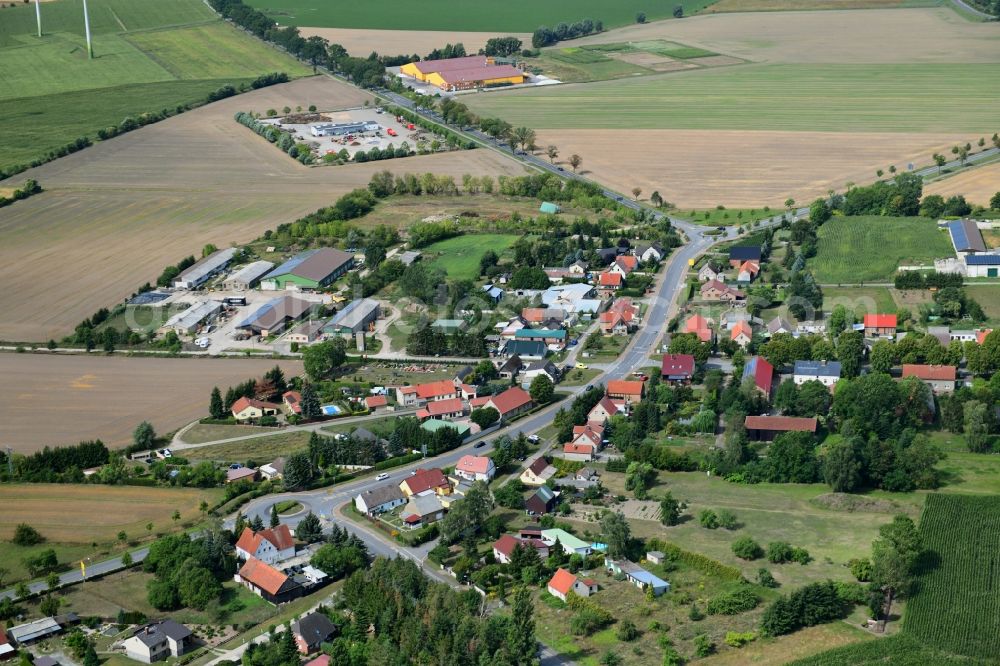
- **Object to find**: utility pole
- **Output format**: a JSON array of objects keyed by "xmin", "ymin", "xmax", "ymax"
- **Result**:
[
  {"xmin": 35, "ymin": 0, "xmax": 42, "ymax": 38},
  {"xmin": 5, "ymin": 447, "xmax": 12, "ymax": 478},
  {"xmin": 82, "ymin": 0, "xmax": 93, "ymax": 59}
]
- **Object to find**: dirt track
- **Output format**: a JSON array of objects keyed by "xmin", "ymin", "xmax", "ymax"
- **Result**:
[
  {"xmin": 299, "ymin": 27, "xmax": 532, "ymax": 58},
  {"xmin": 568, "ymin": 7, "xmax": 998, "ymax": 64},
  {"xmin": 925, "ymin": 162, "xmax": 1000, "ymax": 207},
  {"xmin": 0, "ymin": 76, "xmax": 528, "ymax": 341},
  {"xmin": 0, "ymin": 353, "xmax": 304, "ymax": 452},
  {"xmin": 537, "ymin": 129, "xmax": 972, "ymax": 208}
]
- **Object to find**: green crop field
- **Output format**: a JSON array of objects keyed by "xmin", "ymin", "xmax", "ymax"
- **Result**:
[
  {"xmin": 789, "ymin": 633, "xmax": 994, "ymax": 666},
  {"xmin": 0, "ymin": 0, "xmax": 310, "ymax": 173},
  {"xmin": 243, "ymin": 0, "xmax": 718, "ymax": 32},
  {"xmin": 463, "ymin": 64, "xmax": 1000, "ymax": 133},
  {"xmin": 904, "ymin": 494, "xmax": 1000, "ymax": 660},
  {"xmin": 810, "ymin": 216, "xmax": 952, "ymax": 283},
  {"xmin": 423, "ymin": 234, "xmax": 520, "ymax": 281}
]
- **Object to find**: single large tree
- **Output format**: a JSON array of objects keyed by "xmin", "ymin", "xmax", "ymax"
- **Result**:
[
  {"xmin": 601, "ymin": 511, "xmax": 632, "ymax": 559},
  {"xmin": 505, "ymin": 586, "xmax": 537, "ymax": 665},
  {"xmin": 871, "ymin": 515, "xmax": 922, "ymax": 631},
  {"xmin": 545, "ymin": 145, "xmax": 558, "ymax": 163},
  {"xmin": 568, "ymin": 154, "xmax": 582, "ymax": 173},
  {"xmin": 133, "ymin": 421, "xmax": 155, "ymax": 451},
  {"xmin": 300, "ymin": 381, "xmax": 322, "ymax": 420},
  {"xmin": 302, "ymin": 339, "xmax": 347, "ymax": 381},
  {"xmin": 529, "ymin": 374, "xmax": 554, "ymax": 405},
  {"xmin": 209, "ymin": 387, "xmax": 225, "ymax": 419}
]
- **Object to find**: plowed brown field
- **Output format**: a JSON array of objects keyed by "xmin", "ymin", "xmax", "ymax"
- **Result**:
[
  {"xmin": 925, "ymin": 162, "xmax": 1000, "ymax": 207},
  {"xmin": 0, "ymin": 76, "xmax": 527, "ymax": 341},
  {"xmin": 537, "ymin": 129, "xmax": 971, "ymax": 208},
  {"xmin": 0, "ymin": 353, "xmax": 303, "ymax": 452}
]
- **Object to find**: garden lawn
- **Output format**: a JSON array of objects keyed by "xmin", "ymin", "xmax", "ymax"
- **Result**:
[
  {"xmin": 811, "ymin": 216, "xmax": 952, "ymax": 283},
  {"xmin": 243, "ymin": 0, "xmax": 717, "ymax": 32},
  {"xmin": 463, "ymin": 64, "xmax": 1000, "ymax": 133},
  {"xmin": 821, "ymin": 286, "xmax": 897, "ymax": 317},
  {"xmin": 181, "ymin": 431, "xmax": 312, "ymax": 462},
  {"xmin": 964, "ymin": 284, "xmax": 1000, "ymax": 323},
  {"xmin": 422, "ymin": 234, "xmax": 520, "ymax": 280}
]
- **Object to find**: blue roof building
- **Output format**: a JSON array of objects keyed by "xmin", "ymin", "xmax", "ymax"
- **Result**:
[
  {"xmin": 605, "ymin": 558, "xmax": 670, "ymax": 596},
  {"xmin": 948, "ymin": 220, "xmax": 986, "ymax": 253}
]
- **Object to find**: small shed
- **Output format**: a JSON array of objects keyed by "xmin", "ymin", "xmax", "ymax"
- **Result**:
[
  {"xmin": 539, "ymin": 202, "xmax": 561, "ymax": 214},
  {"xmin": 646, "ymin": 551, "xmax": 666, "ymax": 565}
]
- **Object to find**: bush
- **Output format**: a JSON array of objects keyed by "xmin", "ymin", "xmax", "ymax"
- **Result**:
[
  {"xmin": 699, "ymin": 509, "xmax": 719, "ymax": 529},
  {"xmin": 717, "ymin": 509, "xmax": 738, "ymax": 530},
  {"xmin": 757, "ymin": 568, "xmax": 778, "ymax": 588},
  {"xmin": 694, "ymin": 634, "xmax": 715, "ymax": 657},
  {"xmin": 732, "ymin": 537, "xmax": 764, "ymax": 560},
  {"xmin": 616, "ymin": 619, "xmax": 639, "ymax": 641},
  {"xmin": 767, "ymin": 541, "xmax": 793, "ymax": 564},
  {"xmin": 706, "ymin": 586, "xmax": 760, "ymax": 615},
  {"xmin": 848, "ymin": 558, "xmax": 872, "ymax": 582},
  {"xmin": 12, "ymin": 523, "xmax": 44, "ymax": 546},
  {"xmin": 760, "ymin": 580, "xmax": 850, "ymax": 637},
  {"xmin": 724, "ymin": 631, "xmax": 757, "ymax": 648}
]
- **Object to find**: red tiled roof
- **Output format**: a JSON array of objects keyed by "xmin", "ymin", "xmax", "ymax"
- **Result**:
[
  {"xmin": 732, "ymin": 320, "xmax": 753, "ymax": 340},
  {"xmin": 606, "ymin": 380, "xmax": 644, "ymax": 397},
  {"xmin": 684, "ymin": 313, "xmax": 713, "ymax": 342},
  {"xmin": 236, "ymin": 525, "xmax": 294, "ymax": 555},
  {"xmin": 661, "ymin": 353, "xmax": 695, "ymax": 377},
  {"xmin": 416, "ymin": 380, "xmax": 458, "ymax": 399},
  {"xmin": 231, "ymin": 396, "xmax": 280, "ymax": 414},
  {"xmin": 238, "ymin": 557, "xmax": 290, "ymax": 596},
  {"xmin": 365, "ymin": 395, "xmax": 388, "ymax": 408},
  {"xmin": 902, "ymin": 364, "xmax": 956, "ymax": 381},
  {"xmin": 864, "ymin": 314, "xmax": 897, "ymax": 329},
  {"xmin": 470, "ymin": 396, "xmax": 491, "ymax": 408},
  {"xmin": 548, "ymin": 568, "xmax": 578, "ymax": 596},
  {"xmin": 456, "ymin": 455, "xmax": 492, "ymax": 475},
  {"xmin": 701, "ymin": 279, "xmax": 743, "ymax": 298},
  {"xmin": 744, "ymin": 415, "xmax": 817, "ymax": 432},
  {"xmin": 599, "ymin": 272, "xmax": 624, "ymax": 287},
  {"xmin": 615, "ymin": 255, "xmax": 639, "ymax": 272},
  {"xmin": 426, "ymin": 397, "xmax": 464, "ymax": 416},
  {"xmin": 493, "ymin": 534, "xmax": 520, "ymax": 558},
  {"xmin": 409, "ymin": 55, "xmax": 490, "ymax": 74},
  {"xmin": 487, "ymin": 387, "xmax": 533, "ymax": 416},
  {"xmin": 977, "ymin": 329, "xmax": 993, "ymax": 344},
  {"xmin": 589, "ymin": 397, "xmax": 620, "ymax": 419},
  {"xmin": 282, "ymin": 391, "xmax": 302, "ymax": 414},
  {"xmin": 403, "ymin": 468, "xmax": 449, "ymax": 495},
  {"xmin": 563, "ymin": 442, "xmax": 595, "ymax": 455},
  {"xmin": 305, "ymin": 656, "xmax": 331, "ymax": 666},
  {"xmin": 404, "ymin": 514, "xmax": 421, "ymax": 524}
]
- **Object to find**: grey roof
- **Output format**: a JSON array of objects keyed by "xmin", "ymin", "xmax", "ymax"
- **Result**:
[
  {"xmin": 533, "ymin": 485, "xmax": 555, "ymax": 503},
  {"xmin": 767, "ymin": 317, "xmax": 794, "ymax": 334},
  {"xmin": 34, "ymin": 659, "xmax": 58, "ymax": 666},
  {"xmin": 163, "ymin": 300, "xmax": 222, "ymax": 331},
  {"xmin": 498, "ymin": 355, "xmax": 523, "ymax": 372},
  {"xmin": 398, "ymin": 250, "xmax": 421, "ymax": 265},
  {"xmin": 227, "ymin": 260, "xmax": 275, "ymax": 286},
  {"xmin": 403, "ymin": 493, "xmax": 443, "ymax": 518},
  {"xmin": 352, "ymin": 427, "xmax": 376, "ymax": 442},
  {"xmin": 265, "ymin": 457, "xmax": 285, "ymax": 474},
  {"xmin": 175, "ymin": 248, "xmax": 237, "ymax": 286},
  {"xmin": 8, "ymin": 618, "xmax": 61, "ymax": 643},
  {"xmin": 948, "ymin": 219, "xmax": 986, "ymax": 253},
  {"xmin": 526, "ymin": 359, "xmax": 557, "ymax": 372},
  {"xmin": 325, "ymin": 298, "xmax": 380, "ymax": 330},
  {"xmin": 237, "ymin": 295, "xmax": 312, "ymax": 331},
  {"xmin": 357, "ymin": 483, "xmax": 405, "ymax": 509},
  {"xmin": 793, "ymin": 360, "xmax": 842, "ymax": 378},
  {"xmin": 292, "ymin": 612, "xmax": 336, "ymax": 645},
  {"xmin": 503, "ymin": 340, "xmax": 547, "ymax": 357}
]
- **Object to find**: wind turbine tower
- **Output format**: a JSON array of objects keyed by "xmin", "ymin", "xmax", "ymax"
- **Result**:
[
  {"xmin": 82, "ymin": 0, "xmax": 94, "ymax": 59},
  {"xmin": 35, "ymin": 0, "xmax": 42, "ymax": 37}
]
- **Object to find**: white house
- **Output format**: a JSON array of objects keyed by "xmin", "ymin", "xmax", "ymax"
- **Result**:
[
  {"xmin": 792, "ymin": 360, "xmax": 842, "ymax": 387},
  {"xmin": 122, "ymin": 621, "xmax": 192, "ymax": 663},
  {"xmin": 454, "ymin": 455, "xmax": 496, "ymax": 483},
  {"xmin": 234, "ymin": 525, "xmax": 295, "ymax": 564},
  {"xmin": 547, "ymin": 567, "xmax": 598, "ymax": 602},
  {"xmin": 354, "ymin": 485, "xmax": 407, "ymax": 516}
]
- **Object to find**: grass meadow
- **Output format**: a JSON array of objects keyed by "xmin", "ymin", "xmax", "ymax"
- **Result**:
[
  {"xmin": 463, "ymin": 64, "xmax": 1000, "ymax": 133},
  {"xmin": 244, "ymin": 0, "xmax": 718, "ymax": 32},
  {"xmin": 422, "ymin": 233, "xmax": 520, "ymax": 280},
  {"xmin": 811, "ymin": 216, "xmax": 952, "ymax": 283},
  {"xmin": 0, "ymin": 0, "xmax": 309, "ymax": 172}
]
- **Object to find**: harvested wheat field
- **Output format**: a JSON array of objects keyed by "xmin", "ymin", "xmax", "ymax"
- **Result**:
[
  {"xmin": 0, "ymin": 484, "xmax": 220, "ymax": 543},
  {"xmin": 0, "ymin": 353, "xmax": 303, "ymax": 452},
  {"xmin": 299, "ymin": 27, "xmax": 532, "ymax": 57},
  {"xmin": 0, "ymin": 76, "xmax": 527, "ymax": 341},
  {"xmin": 569, "ymin": 8, "xmax": 999, "ymax": 64},
  {"xmin": 537, "ymin": 129, "xmax": 971, "ymax": 208},
  {"xmin": 925, "ymin": 162, "xmax": 1000, "ymax": 207}
]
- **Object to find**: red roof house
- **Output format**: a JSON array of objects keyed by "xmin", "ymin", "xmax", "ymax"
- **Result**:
[
  {"xmin": 415, "ymin": 380, "xmax": 460, "ymax": 401},
  {"xmin": 486, "ymin": 387, "xmax": 533, "ymax": 419},
  {"xmin": 236, "ymin": 557, "xmax": 302, "ymax": 604},
  {"xmin": 400, "ymin": 468, "xmax": 451, "ymax": 496},
  {"xmin": 235, "ymin": 525, "xmax": 295, "ymax": 564},
  {"xmin": 606, "ymin": 380, "xmax": 644, "ymax": 403},
  {"xmin": 744, "ymin": 415, "xmax": 818, "ymax": 441},
  {"xmin": 742, "ymin": 356, "xmax": 774, "ymax": 397},
  {"xmin": 415, "ymin": 397, "xmax": 465, "ymax": 421},
  {"xmin": 863, "ymin": 314, "xmax": 897, "ymax": 336},
  {"xmin": 661, "ymin": 354, "xmax": 695, "ymax": 382},
  {"xmin": 683, "ymin": 313, "xmax": 713, "ymax": 342},
  {"xmin": 364, "ymin": 394, "xmax": 388, "ymax": 410},
  {"xmin": 598, "ymin": 272, "xmax": 624, "ymax": 289},
  {"xmin": 902, "ymin": 364, "xmax": 957, "ymax": 393},
  {"xmin": 547, "ymin": 567, "xmax": 598, "ymax": 602},
  {"xmin": 282, "ymin": 391, "xmax": 302, "ymax": 415}
]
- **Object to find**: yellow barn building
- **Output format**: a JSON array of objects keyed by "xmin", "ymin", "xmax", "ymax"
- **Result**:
[{"xmin": 400, "ymin": 55, "xmax": 525, "ymax": 91}]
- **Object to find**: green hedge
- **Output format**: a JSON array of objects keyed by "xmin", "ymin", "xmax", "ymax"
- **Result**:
[
  {"xmin": 374, "ymin": 452, "xmax": 423, "ymax": 471},
  {"xmin": 646, "ymin": 538, "xmax": 744, "ymax": 581}
]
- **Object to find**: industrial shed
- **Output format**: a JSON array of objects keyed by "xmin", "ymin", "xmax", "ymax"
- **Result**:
[
  {"xmin": 237, "ymin": 296, "xmax": 313, "ymax": 337},
  {"xmin": 400, "ymin": 55, "xmax": 525, "ymax": 91},
  {"xmin": 160, "ymin": 300, "xmax": 223, "ymax": 335},
  {"xmin": 173, "ymin": 248, "xmax": 237, "ymax": 290},
  {"xmin": 224, "ymin": 261, "xmax": 274, "ymax": 291},
  {"xmin": 261, "ymin": 249, "xmax": 354, "ymax": 291},
  {"xmin": 323, "ymin": 298, "xmax": 380, "ymax": 336}
]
